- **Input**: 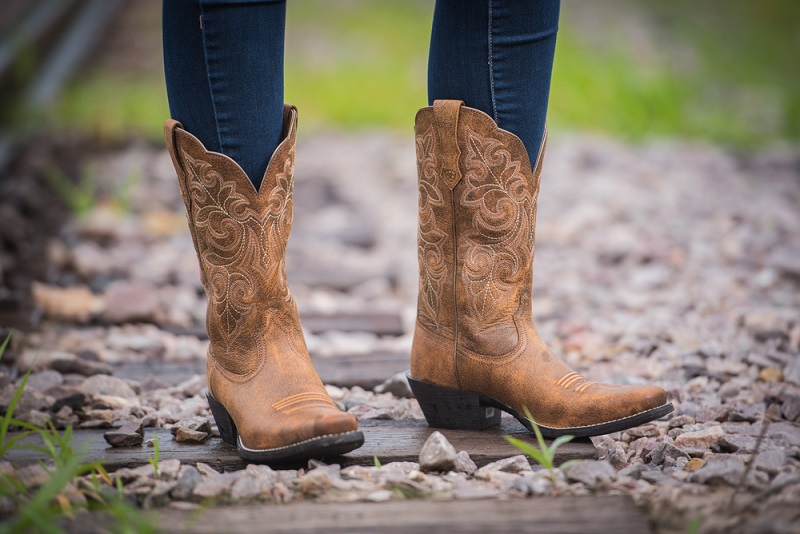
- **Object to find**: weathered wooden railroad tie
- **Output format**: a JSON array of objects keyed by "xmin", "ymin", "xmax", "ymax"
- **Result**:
[
  {"xmin": 69, "ymin": 496, "xmax": 652, "ymax": 534},
  {"xmin": 6, "ymin": 419, "xmax": 595, "ymax": 471},
  {"xmin": 7, "ymin": 309, "xmax": 598, "ymax": 470}
]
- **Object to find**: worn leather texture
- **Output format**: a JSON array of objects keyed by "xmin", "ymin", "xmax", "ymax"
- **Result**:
[
  {"xmin": 164, "ymin": 105, "xmax": 357, "ymax": 450},
  {"xmin": 410, "ymin": 100, "xmax": 668, "ymax": 429}
]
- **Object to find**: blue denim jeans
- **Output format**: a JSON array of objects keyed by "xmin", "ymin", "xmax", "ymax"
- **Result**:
[
  {"xmin": 428, "ymin": 0, "xmax": 559, "ymax": 162},
  {"xmin": 163, "ymin": 0, "xmax": 286, "ymax": 188},
  {"xmin": 163, "ymin": 0, "xmax": 559, "ymax": 187}
]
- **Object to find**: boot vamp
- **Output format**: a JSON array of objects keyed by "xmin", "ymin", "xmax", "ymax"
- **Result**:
[
  {"xmin": 208, "ymin": 322, "xmax": 357, "ymax": 451},
  {"xmin": 458, "ymin": 329, "xmax": 667, "ymax": 430}
]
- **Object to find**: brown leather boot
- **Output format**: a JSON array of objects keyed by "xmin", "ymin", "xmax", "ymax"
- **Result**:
[
  {"xmin": 408, "ymin": 100, "xmax": 673, "ymax": 438},
  {"xmin": 164, "ymin": 105, "xmax": 363, "ymax": 461}
]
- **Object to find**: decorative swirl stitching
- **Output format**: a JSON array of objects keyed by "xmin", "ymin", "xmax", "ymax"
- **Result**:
[
  {"xmin": 416, "ymin": 126, "xmax": 448, "ymax": 325},
  {"xmin": 460, "ymin": 126, "xmax": 535, "ymax": 324},
  {"xmin": 181, "ymin": 147, "xmax": 296, "ymax": 353}
]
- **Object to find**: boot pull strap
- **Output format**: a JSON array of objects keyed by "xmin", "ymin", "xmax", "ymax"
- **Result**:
[
  {"xmin": 164, "ymin": 119, "xmax": 184, "ymax": 172},
  {"xmin": 433, "ymin": 100, "xmax": 463, "ymax": 189}
]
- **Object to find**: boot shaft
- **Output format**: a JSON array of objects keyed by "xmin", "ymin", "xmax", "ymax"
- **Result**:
[
  {"xmin": 164, "ymin": 105, "xmax": 302, "ymax": 373},
  {"xmin": 414, "ymin": 100, "xmax": 547, "ymax": 355}
]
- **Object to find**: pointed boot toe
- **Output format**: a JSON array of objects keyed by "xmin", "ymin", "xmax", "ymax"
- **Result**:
[
  {"xmin": 632, "ymin": 384, "xmax": 670, "ymax": 413},
  {"xmin": 312, "ymin": 409, "xmax": 360, "ymax": 437},
  {"xmin": 209, "ymin": 391, "xmax": 364, "ymax": 463}
]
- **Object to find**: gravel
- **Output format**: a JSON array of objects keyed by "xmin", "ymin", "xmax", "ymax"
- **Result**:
[
  {"xmin": 418, "ymin": 431, "xmax": 458, "ymax": 473},
  {"xmin": 1, "ymin": 131, "xmax": 799, "ymax": 533}
]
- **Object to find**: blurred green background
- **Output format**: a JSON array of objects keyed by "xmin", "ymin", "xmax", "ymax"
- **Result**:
[{"xmin": 42, "ymin": 0, "xmax": 800, "ymax": 146}]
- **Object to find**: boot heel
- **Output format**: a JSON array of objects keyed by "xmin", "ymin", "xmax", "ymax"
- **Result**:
[
  {"xmin": 206, "ymin": 391, "xmax": 238, "ymax": 447},
  {"xmin": 406, "ymin": 372, "xmax": 501, "ymax": 430}
]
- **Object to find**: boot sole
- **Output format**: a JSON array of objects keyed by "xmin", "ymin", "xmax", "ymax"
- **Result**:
[
  {"xmin": 206, "ymin": 391, "xmax": 365, "ymax": 463},
  {"xmin": 407, "ymin": 372, "xmax": 674, "ymax": 438}
]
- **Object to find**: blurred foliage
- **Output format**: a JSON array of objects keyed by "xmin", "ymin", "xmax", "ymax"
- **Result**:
[
  {"xmin": 37, "ymin": 0, "xmax": 800, "ymax": 146},
  {"xmin": 549, "ymin": 0, "xmax": 800, "ymax": 145}
]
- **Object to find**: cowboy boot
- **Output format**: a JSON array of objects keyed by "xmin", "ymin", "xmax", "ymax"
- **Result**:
[
  {"xmin": 164, "ymin": 105, "xmax": 363, "ymax": 461},
  {"xmin": 407, "ymin": 100, "xmax": 673, "ymax": 438}
]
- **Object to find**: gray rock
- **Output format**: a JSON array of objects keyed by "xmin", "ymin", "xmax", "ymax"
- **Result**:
[
  {"xmin": 79, "ymin": 375, "xmax": 137, "ymax": 399},
  {"xmin": 140, "ymin": 376, "xmax": 173, "ymax": 392},
  {"xmin": 104, "ymin": 420, "xmax": 144, "ymax": 447},
  {"xmin": 770, "ymin": 422, "xmax": 800, "ymax": 447},
  {"xmin": 52, "ymin": 393, "xmax": 87, "ymax": 412},
  {"xmin": 784, "ymin": 357, "xmax": 800, "ymax": 387},
  {"xmin": 668, "ymin": 414, "xmax": 696, "ymax": 429},
  {"xmin": 25, "ymin": 370, "xmax": 63, "ymax": 392},
  {"xmin": 373, "ymin": 372, "xmax": 414, "ymax": 399},
  {"xmin": 728, "ymin": 404, "xmax": 763, "ymax": 423},
  {"xmin": 365, "ymin": 489, "xmax": 394, "ymax": 502},
  {"xmin": 690, "ymin": 458, "xmax": 745, "ymax": 486},
  {"xmin": 419, "ymin": 431, "xmax": 458, "ymax": 473},
  {"xmin": 782, "ymin": 395, "xmax": 800, "ymax": 422},
  {"xmin": 175, "ymin": 427, "xmax": 209, "ymax": 443},
  {"xmin": 114, "ymin": 464, "xmax": 157, "ymax": 484},
  {"xmin": 512, "ymin": 473, "xmax": 554, "ymax": 496},
  {"xmin": 176, "ymin": 375, "xmax": 207, "ymax": 398},
  {"xmin": 648, "ymin": 442, "xmax": 691, "ymax": 465},
  {"xmin": 674, "ymin": 425, "xmax": 724, "ymax": 449},
  {"xmin": 720, "ymin": 433, "xmax": 758, "ymax": 453},
  {"xmin": 51, "ymin": 358, "xmax": 112, "ymax": 377},
  {"xmin": 299, "ymin": 464, "xmax": 345, "ymax": 495},
  {"xmin": 754, "ymin": 449, "xmax": 787, "ymax": 475},
  {"xmin": 594, "ymin": 435, "xmax": 629, "ymax": 469},
  {"xmin": 157, "ymin": 459, "xmax": 182, "ymax": 480},
  {"xmin": 103, "ymin": 281, "xmax": 161, "ymax": 324},
  {"xmin": 230, "ymin": 475, "xmax": 264, "ymax": 501},
  {"xmin": 142, "ymin": 480, "xmax": 177, "ymax": 509},
  {"xmin": 195, "ymin": 462, "xmax": 221, "ymax": 477},
  {"xmin": 15, "ymin": 464, "xmax": 49, "ymax": 489},
  {"xmin": 474, "ymin": 455, "xmax": 531, "ymax": 480},
  {"xmin": 769, "ymin": 471, "xmax": 800, "ymax": 494},
  {"xmin": 90, "ymin": 394, "xmax": 135, "ymax": 411},
  {"xmin": 0, "ymin": 385, "xmax": 51, "ymax": 414},
  {"xmin": 171, "ymin": 416, "xmax": 212, "ymax": 436},
  {"xmin": 25, "ymin": 409, "xmax": 51, "ymax": 427},
  {"xmin": 625, "ymin": 424, "xmax": 660, "ymax": 438},
  {"xmin": 742, "ymin": 310, "xmax": 794, "ymax": 341},
  {"xmin": 170, "ymin": 465, "xmax": 202, "ymax": 501},
  {"xmin": 454, "ymin": 450, "xmax": 477, "ymax": 475},
  {"xmin": 244, "ymin": 463, "xmax": 276, "ymax": 482},
  {"xmin": 564, "ymin": 460, "xmax": 616, "ymax": 488},
  {"xmin": 191, "ymin": 472, "xmax": 241, "ymax": 500}
]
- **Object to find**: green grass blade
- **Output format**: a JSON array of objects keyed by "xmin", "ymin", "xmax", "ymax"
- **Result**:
[
  {"xmin": 550, "ymin": 435, "xmax": 575, "ymax": 448},
  {"xmin": 6, "ymin": 419, "xmax": 40, "ymax": 431},
  {"xmin": 0, "ymin": 335, "xmax": 10, "ymax": 359},
  {"xmin": 504, "ymin": 435, "xmax": 546, "ymax": 466},
  {"xmin": 558, "ymin": 459, "xmax": 581, "ymax": 471},
  {"xmin": 0, "ymin": 371, "xmax": 31, "ymax": 453}
]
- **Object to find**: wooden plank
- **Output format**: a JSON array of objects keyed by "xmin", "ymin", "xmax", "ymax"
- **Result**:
[
  {"xmin": 5, "ymin": 419, "xmax": 595, "ymax": 471},
  {"xmin": 164, "ymin": 312, "xmax": 405, "ymax": 337},
  {"xmin": 113, "ymin": 352, "xmax": 410, "ymax": 389},
  {"xmin": 70, "ymin": 496, "xmax": 650, "ymax": 534},
  {"xmin": 303, "ymin": 313, "xmax": 405, "ymax": 336}
]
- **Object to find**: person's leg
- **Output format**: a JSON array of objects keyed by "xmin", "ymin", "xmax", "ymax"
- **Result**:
[
  {"xmin": 412, "ymin": 0, "xmax": 672, "ymax": 436},
  {"xmin": 427, "ymin": 0, "xmax": 560, "ymax": 159},
  {"xmin": 162, "ymin": 1, "xmax": 364, "ymax": 462},
  {"xmin": 162, "ymin": 0, "xmax": 286, "ymax": 189}
]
